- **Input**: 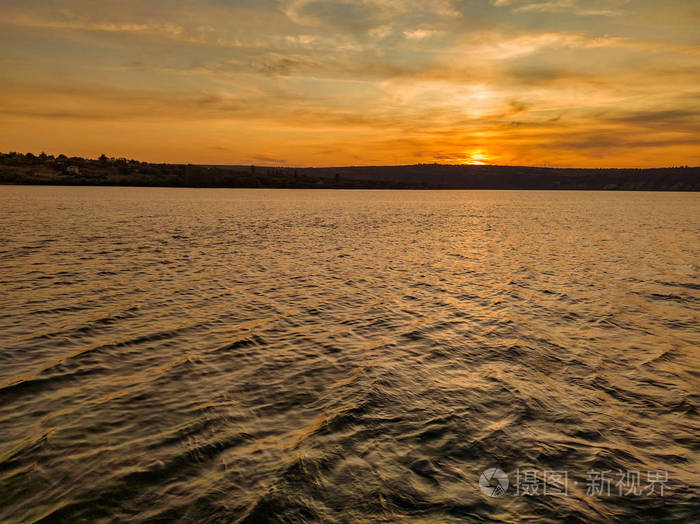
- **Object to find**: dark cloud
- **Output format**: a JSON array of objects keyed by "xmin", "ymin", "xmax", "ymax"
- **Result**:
[
  {"xmin": 549, "ymin": 130, "xmax": 700, "ymax": 151},
  {"xmin": 508, "ymin": 100, "xmax": 530, "ymax": 114},
  {"xmin": 604, "ymin": 109, "xmax": 700, "ymax": 126}
]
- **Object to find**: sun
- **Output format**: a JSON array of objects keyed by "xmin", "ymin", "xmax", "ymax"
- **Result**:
[{"xmin": 461, "ymin": 150, "xmax": 493, "ymax": 165}]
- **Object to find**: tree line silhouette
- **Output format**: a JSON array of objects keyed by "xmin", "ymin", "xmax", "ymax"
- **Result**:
[{"xmin": 1, "ymin": 152, "xmax": 698, "ymax": 190}]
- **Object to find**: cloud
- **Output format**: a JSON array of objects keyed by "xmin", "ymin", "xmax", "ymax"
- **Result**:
[
  {"xmin": 403, "ymin": 28, "xmax": 444, "ymax": 40},
  {"xmin": 368, "ymin": 25, "xmax": 392, "ymax": 39},
  {"xmin": 2, "ymin": 16, "xmax": 188, "ymax": 39},
  {"xmin": 548, "ymin": 130, "xmax": 700, "ymax": 151},
  {"xmin": 250, "ymin": 54, "xmax": 320, "ymax": 76},
  {"xmin": 493, "ymin": 0, "xmax": 624, "ymax": 16},
  {"xmin": 284, "ymin": 34, "xmax": 318, "ymax": 46},
  {"xmin": 284, "ymin": 0, "xmax": 380, "ymax": 29},
  {"xmin": 283, "ymin": 0, "xmax": 459, "ymax": 30},
  {"xmin": 514, "ymin": 0, "xmax": 576, "ymax": 13},
  {"xmin": 601, "ymin": 109, "xmax": 700, "ymax": 133}
]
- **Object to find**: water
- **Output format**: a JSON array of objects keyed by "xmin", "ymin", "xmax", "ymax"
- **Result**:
[{"xmin": 0, "ymin": 187, "xmax": 698, "ymax": 523}]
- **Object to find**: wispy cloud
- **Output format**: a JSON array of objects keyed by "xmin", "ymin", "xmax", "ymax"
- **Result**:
[
  {"xmin": 493, "ymin": 0, "xmax": 624, "ymax": 16},
  {"xmin": 403, "ymin": 29, "xmax": 444, "ymax": 40}
]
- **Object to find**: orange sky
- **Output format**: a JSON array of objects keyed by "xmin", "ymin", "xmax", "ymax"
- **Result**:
[{"xmin": 1, "ymin": 0, "xmax": 699, "ymax": 167}]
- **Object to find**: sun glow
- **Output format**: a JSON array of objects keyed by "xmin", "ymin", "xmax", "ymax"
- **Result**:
[{"xmin": 462, "ymin": 150, "xmax": 493, "ymax": 165}]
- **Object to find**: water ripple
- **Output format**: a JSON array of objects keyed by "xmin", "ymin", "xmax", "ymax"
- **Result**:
[{"xmin": 0, "ymin": 187, "xmax": 698, "ymax": 522}]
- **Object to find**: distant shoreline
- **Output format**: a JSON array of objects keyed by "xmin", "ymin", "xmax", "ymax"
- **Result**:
[
  {"xmin": 2, "ymin": 153, "xmax": 698, "ymax": 191},
  {"xmin": 4, "ymin": 185, "xmax": 700, "ymax": 193}
]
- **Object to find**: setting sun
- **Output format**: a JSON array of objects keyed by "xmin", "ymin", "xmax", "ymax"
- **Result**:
[{"xmin": 462, "ymin": 150, "xmax": 493, "ymax": 165}]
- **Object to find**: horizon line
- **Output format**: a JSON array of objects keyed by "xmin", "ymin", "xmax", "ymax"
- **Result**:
[{"xmin": 2, "ymin": 152, "xmax": 697, "ymax": 171}]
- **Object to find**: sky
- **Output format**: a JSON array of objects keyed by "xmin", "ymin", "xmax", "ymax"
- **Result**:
[{"xmin": 1, "ymin": 0, "xmax": 699, "ymax": 167}]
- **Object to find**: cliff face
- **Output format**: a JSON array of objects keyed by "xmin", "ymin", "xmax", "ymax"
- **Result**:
[{"xmin": 1, "ymin": 154, "xmax": 698, "ymax": 190}]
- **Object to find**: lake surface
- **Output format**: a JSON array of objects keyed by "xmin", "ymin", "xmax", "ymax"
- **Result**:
[{"xmin": 0, "ymin": 187, "xmax": 698, "ymax": 522}]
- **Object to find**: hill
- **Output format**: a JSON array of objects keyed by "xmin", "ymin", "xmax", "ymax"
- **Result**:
[{"xmin": 1, "ymin": 153, "xmax": 698, "ymax": 191}]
